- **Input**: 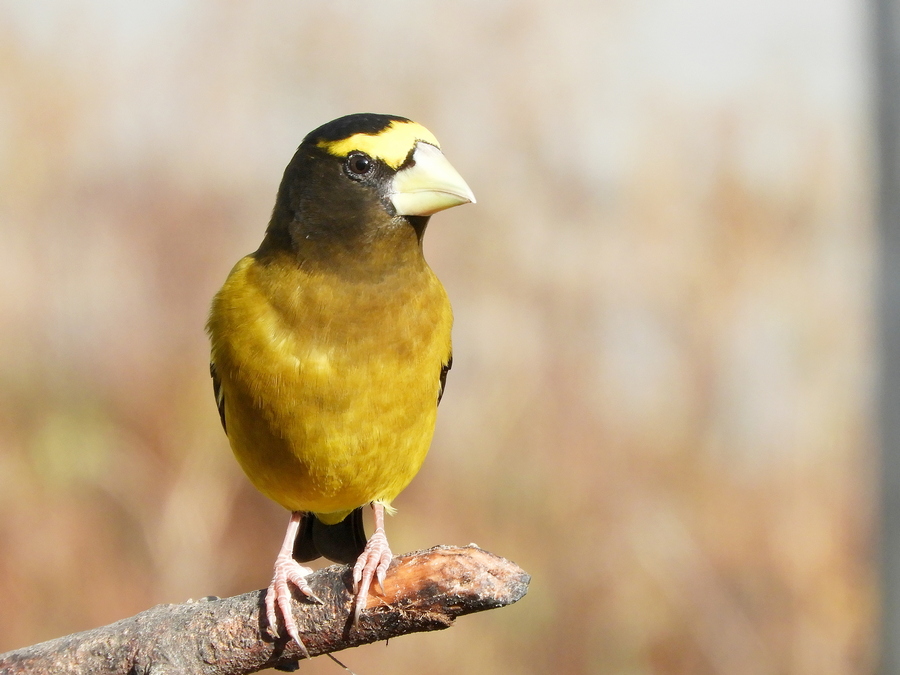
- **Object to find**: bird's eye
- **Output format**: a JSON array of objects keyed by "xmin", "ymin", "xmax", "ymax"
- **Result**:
[{"xmin": 346, "ymin": 153, "xmax": 374, "ymax": 177}]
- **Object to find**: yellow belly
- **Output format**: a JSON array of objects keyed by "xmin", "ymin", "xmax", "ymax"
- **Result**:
[{"xmin": 208, "ymin": 254, "xmax": 452, "ymax": 522}]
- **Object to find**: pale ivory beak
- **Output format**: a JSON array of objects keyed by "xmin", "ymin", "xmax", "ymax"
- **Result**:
[{"xmin": 389, "ymin": 142, "xmax": 476, "ymax": 217}]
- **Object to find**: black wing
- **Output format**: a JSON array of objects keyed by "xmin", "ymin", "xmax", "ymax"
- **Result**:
[
  {"xmin": 437, "ymin": 353, "xmax": 452, "ymax": 405},
  {"xmin": 210, "ymin": 361, "xmax": 227, "ymax": 433},
  {"xmin": 292, "ymin": 508, "xmax": 367, "ymax": 564}
]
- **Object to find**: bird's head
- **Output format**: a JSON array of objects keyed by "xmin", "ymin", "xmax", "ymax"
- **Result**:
[{"xmin": 265, "ymin": 114, "xmax": 475, "ymax": 257}]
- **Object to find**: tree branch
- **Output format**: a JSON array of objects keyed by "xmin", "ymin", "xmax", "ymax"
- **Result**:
[{"xmin": 0, "ymin": 545, "xmax": 530, "ymax": 675}]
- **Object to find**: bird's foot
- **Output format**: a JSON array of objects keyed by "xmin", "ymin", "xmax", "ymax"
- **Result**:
[
  {"xmin": 351, "ymin": 529, "xmax": 393, "ymax": 623},
  {"xmin": 265, "ymin": 554, "xmax": 323, "ymax": 656}
]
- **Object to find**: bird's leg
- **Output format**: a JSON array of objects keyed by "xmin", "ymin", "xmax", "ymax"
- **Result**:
[
  {"xmin": 265, "ymin": 511, "xmax": 323, "ymax": 656},
  {"xmin": 351, "ymin": 502, "xmax": 394, "ymax": 623}
]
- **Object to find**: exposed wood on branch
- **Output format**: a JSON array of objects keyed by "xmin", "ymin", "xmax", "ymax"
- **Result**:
[{"xmin": 0, "ymin": 545, "xmax": 529, "ymax": 675}]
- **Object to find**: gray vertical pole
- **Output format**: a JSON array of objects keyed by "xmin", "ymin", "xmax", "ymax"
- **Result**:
[{"xmin": 877, "ymin": 0, "xmax": 900, "ymax": 669}]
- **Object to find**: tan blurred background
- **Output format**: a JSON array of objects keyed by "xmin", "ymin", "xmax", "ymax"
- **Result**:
[{"xmin": 0, "ymin": 1, "xmax": 875, "ymax": 673}]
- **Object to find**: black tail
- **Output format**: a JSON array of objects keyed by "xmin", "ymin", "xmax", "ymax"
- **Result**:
[{"xmin": 292, "ymin": 508, "xmax": 367, "ymax": 565}]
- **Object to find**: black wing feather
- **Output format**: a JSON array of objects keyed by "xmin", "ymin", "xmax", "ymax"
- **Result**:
[
  {"xmin": 292, "ymin": 508, "xmax": 367, "ymax": 564},
  {"xmin": 210, "ymin": 361, "xmax": 227, "ymax": 433},
  {"xmin": 438, "ymin": 354, "xmax": 452, "ymax": 405}
]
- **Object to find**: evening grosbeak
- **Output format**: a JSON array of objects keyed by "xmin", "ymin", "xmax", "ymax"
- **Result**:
[{"xmin": 207, "ymin": 113, "xmax": 474, "ymax": 653}]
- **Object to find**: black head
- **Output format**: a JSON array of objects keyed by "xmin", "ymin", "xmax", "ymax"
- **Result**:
[{"xmin": 259, "ymin": 113, "xmax": 474, "ymax": 269}]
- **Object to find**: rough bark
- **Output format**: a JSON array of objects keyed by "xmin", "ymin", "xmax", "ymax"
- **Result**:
[{"xmin": 0, "ymin": 545, "xmax": 529, "ymax": 675}]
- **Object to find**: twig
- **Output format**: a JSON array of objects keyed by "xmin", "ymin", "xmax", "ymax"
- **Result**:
[{"xmin": 0, "ymin": 545, "xmax": 530, "ymax": 675}]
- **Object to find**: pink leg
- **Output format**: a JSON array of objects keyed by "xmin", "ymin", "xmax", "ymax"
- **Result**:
[
  {"xmin": 265, "ymin": 511, "xmax": 323, "ymax": 656},
  {"xmin": 351, "ymin": 503, "xmax": 394, "ymax": 623}
]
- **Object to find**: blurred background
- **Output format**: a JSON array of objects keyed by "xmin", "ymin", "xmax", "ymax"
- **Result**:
[{"xmin": 0, "ymin": 1, "xmax": 877, "ymax": 673}]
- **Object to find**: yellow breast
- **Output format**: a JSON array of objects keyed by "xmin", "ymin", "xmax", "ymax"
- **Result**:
[{"xmin": 208, "ymin": 253, "xmax": 452, "ymax": 521}]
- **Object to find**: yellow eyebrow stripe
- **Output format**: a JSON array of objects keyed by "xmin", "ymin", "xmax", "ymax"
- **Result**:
[{"xmin": 317, "ymin": 120, "xmax": 440, "ymax": 169}]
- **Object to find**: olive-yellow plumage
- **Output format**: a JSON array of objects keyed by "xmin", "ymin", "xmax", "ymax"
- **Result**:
[
  {"xmin": 206, "ymin": 113, "xmax": 473, "ymax": 651},
  {"xmin": 208, "ymin": 242, "xmax": 452, "ymax": 521}
]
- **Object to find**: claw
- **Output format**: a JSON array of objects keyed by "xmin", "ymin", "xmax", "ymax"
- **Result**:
[
  {"xmin": 351, "ymin": 503, "xmax": 394, "ymax": 624},
  {"xmin": 264, "ymin": 512, "xmax": 319, "ymax": 657}
]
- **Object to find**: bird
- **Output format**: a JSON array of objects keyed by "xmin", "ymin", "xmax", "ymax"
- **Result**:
[{"xmin": 206, "ymin": 113, "xmax": 475, "ymax": 654}]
